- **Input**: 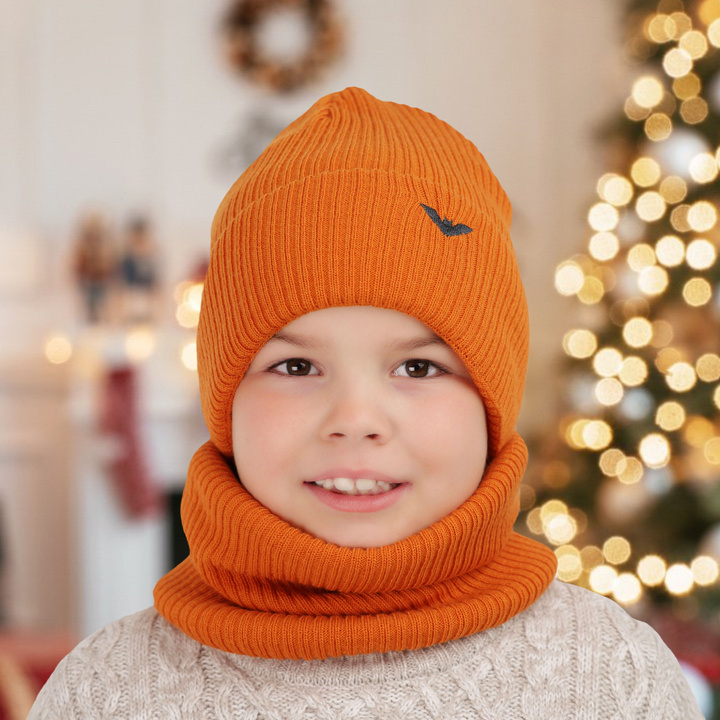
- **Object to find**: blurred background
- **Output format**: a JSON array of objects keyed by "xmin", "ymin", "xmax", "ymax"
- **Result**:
[{"xmin": 4, "ymin": 0, "xmax": 720, "ymax": 716}]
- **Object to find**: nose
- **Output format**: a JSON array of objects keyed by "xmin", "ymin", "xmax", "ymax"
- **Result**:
[{"xmin": 319, "ymin": 379, "xmax": 393, "ymax": 443}]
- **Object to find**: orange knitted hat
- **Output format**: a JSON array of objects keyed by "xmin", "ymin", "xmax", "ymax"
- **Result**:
[{"xmin": 199, "ymin": 86, "xmax": 527, "ymax": 461}]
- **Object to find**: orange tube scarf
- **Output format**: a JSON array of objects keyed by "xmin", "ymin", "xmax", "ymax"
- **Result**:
[{"xmin": 154, "ymin": 432, "xmax": 557, "ymax": 661}]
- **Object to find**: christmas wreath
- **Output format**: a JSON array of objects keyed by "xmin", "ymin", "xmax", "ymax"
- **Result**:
[{"xmin": 222, "ymin": 0, "xmax": 343, "ymax": 93}]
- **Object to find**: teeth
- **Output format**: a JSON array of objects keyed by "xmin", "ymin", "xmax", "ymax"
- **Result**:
[{"xmin": 313, "ymin": 478, "xmax": 396, "ymax": 495}]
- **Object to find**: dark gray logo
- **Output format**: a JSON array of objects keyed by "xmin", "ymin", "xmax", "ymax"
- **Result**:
[{"xmin": 420, "ymin": 204, "xmax": 473, "ymax": 236}]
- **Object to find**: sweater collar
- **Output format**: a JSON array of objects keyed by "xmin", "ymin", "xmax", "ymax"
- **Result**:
[{"xmin": 154, "ymin": 434, "xmax": 557, "ymax": 660}]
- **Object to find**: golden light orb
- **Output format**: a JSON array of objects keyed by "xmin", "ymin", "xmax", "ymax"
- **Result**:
[
  {"xmin": 622, "ymin": 317, "xmax": 653, "ymax": 348},
  {"xmin": 666, "ymin": 361, "xmax": 697, "ymax": 391},
  {"xmin": 588, "ymin": 202, "xmax": 620, "ymax": 231},
  {"xmin": 589, "ymin": 565, "xmax": 618, "ymax": 595},
  {"xmin": 613, "ymin": 573, "xmax": 643, "ymax": 604},
  {"xmin": 631, "ymin": 157, "xmax": 662, "ymax": 186},
  {"xmin": 655, "ymin": 235, "xmax": 685, "ymax": 267},
  {"xmin": 603, "ymin": 536, "xmax": 632, "ymax": 565},
  {"xmin": 679, "ymin": 30, "xmax": 709, "ymax": 59},
  {"xmin": 545, "ymin": 513, "xmax": 578, "ymax": 546},
  {"xmin": 665, "ymin": 563, "xmax": 694, "ymax": 595},
  {"xmin": 681, "ymin": 96, "xmax": 709, "ymax": 124},
  {"xmin": 656, "ymin": 400, "xmax": 686, "ymax": 431},
  {"xmin": 526, "ymin": 507, "xmax": 543, "ymax": 534},
  {"xmin": 593, "ymin": 347, "xmax": 624, "ymax": 377},
  {"xmin": 671, "ymin": 204, "xmax": 692, "ymax": 232},
  {"xmin": 618, "ymin": 356, "xmax": 648, "ymax": 388},
  {"xmin": 176, "ymin": 303, "xmax": 200, "ymax": 329},
  {"xmin": 577, "ymin": 276, "xmax": 605, "ymax": 305},
  {"xmin": 589, "ymin": 232, "xmax": 620, "ymax": 261},
  {"xmin": 567, "ymin": 419, "xmax": 591, "ymax": 449},
  {"xmin": 599, "ymin": 448, "xmax": 627, "ymax": 476},
  {"xmin": 632, "ymin": 76, "xmax": 665, "ymax": 108},
  {"xmin": 691, "ymin": 556, "xmax": 719, "ymax": 585},
  {"xmin": 689, "ymin": 153, "xmax": 719, "ymax": 183},
  {"xmin": 669, "ymin": 12, "xmax": 692, "ymax": 39},
  {"xmin": 659, "ymin": 176, "xmax": 688, "ymax": 204},
  {"xmin": 595, "ymin": 378, "xmax": 624, "ymax": 406},
  {"xmin": 697, "ymin": 353, "xmax": 720, "ymax": 382},
  {"xmin": 625, "ymin": 98, "xmax": 651, "ymax": 122},
  {"xmin": 44, "ymin": 334, "xmax": 73, "ymax": 365},
  {"xmin": 638, "ymin": 265, "xmax": 669, "ymax": 296},
  {"xmin": 644, "ymin": 113, "xmax": 673, "ymax": 141},
  {"xmin": 181, "ymin": 341, "xmax": 198, "ymax": 371},
  {"xmin": 672, "ymin": 72, "xmax": 701, "ymax": 100},
  {"xmin": 647, "ymin": 13, "xmax": 674, "ymax": 43},
  {"xmin": 639, "ymin": 433, "xmax": 672, "ymax": 468},
  {"xmin": 656, "ymin": 347, "xmax": 684, "ymax": 374},
  {"xmin": 708, "ymin": 17, "xmax": 720, "ymax": 46},
  {"xmin": 556, "ymin": 549, "xmax": 583, "ymax": 582},
  {"xmin": 554, "ymin": 261, "xmax": 585, "ymax": 295},
  {"xmin": 686, "ymin": 238, "xmax": 717, "ymax": 269},
  {"xmin": 125, "ymin": 327, "xmax": 156, "ymax": 363},
  {"xmin": 714, "ymin": 385, "xmax": 720, "ymax": 410},
  {"xmin": 635, "ymin": 191, "xmax": 667, "ymax": 221},
  {"xmin": 638, "ymin": 555, "xmax": 667, "ymax": 586},
  {"xmin": 604, "ymin": 177, "xmax": 634, "ymax": 207},
  {"xmin": 663, "ymin": 47, "xmax": 693, "ymax": 77},
  {"xmin": 583, "ymin": 420, "xmax": 613, "ymax": 450},
  {"xmin": 627, "ymin": 244, "xmax": 656, "ymax": 271},
  {"xmin": 683, "ymin": 277, "xmax": 713, "ymax": 306},
  {"xmin": 563, "ymin": 329, "xmax": 598, "ymax": 359},
  {"xmin": 618, "ymin": 456, "xmax": 645, "ymax": 485}
]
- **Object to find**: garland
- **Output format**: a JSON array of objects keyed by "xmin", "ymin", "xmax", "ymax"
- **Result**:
[{"xmin": 222, "ymin": 0, "xmax": 343, "ymax": 93}]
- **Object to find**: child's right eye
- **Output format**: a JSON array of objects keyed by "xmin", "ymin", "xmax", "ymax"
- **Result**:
[{"xmin": 269, "ymin": 359, "xmax": 318, "ymax": 376}]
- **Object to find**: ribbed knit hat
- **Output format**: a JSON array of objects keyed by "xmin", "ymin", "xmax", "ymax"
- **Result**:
[{"xmin": 198, "ymin": 86, "xmax": 528, "ymax": 460}]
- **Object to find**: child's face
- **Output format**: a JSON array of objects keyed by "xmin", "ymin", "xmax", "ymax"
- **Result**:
[{"xmin": 231, "ymin": 306, "xmax": 488, "ymax": 548}]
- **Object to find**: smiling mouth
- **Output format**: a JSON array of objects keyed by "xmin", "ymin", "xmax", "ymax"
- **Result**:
[{"xmin": 305, "ymin": 478, "xmax": 403, "ymax": 495}]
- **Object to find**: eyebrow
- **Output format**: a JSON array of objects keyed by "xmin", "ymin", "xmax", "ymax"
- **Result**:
[{"xmin": 267, "ymin": 331, "xmax": 449, "ymax": 352}]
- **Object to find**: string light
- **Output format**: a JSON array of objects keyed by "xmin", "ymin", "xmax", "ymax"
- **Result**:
[
  {"xmin": 704, "ymin": 437, "xmax": 720, "ymax": 464},
  {"xmin": 635, "ymin": 191, "xmax": 667, "ymax": 221},
  {"xmin": 589, "ymin": 565, "xmax": 618, "ymax": 595},
  {"xmin": 689, "ymin": 153, "xmax": 719, "ymax": 182},
  {"xmin": 708, "ymin": 18, "xmax": 720, "ymax": 46},
  {"xmin": 181, "ymin": 341, "xmax": 198, "ymax": 371},
  {"xmin": 637, "ymin": 265, "xmax": 669, "ymax": 296},
  {"xmin": 613, "ymin": 573, "xmax": 643, "ymax": 604},
  {"xmin": 638, "ymin": 555, "xmax": 667, "ymax": 586},
  {"xmin": 639, "ymin": 433, "xmax": 671, "ymax": 468},
  {"xmin": 685, "ymin": 239, "xmax": 716, "ymax": 269},
  {"xmin": 655, "ymin": 235, "xmax": 685, "ymax": 266},
  {"xmin": 44, "ymin": 334, "xmax": 73, "ymax": 365},
  {"xmin": 631, "ymin": 157, "xmax": 662, "ymax": 186},
  {"xmin": 644, "ymin": 112, "xmax": 673, "ymax": 140},
  {"xmin": 554, "ymin": 261, "xmax": 585, "ymax": 295},
  {"xmin": 681, "ymin": 96, "xmax": 709, "ymax": 123},
  {"xmin": 665, "ymin": 563, "xmax": 694, "ymax": 595},
  {"xmin": 631, "ymin": 76, "xmax": 665, "ymax": 108},
  {"xmin": 593, "ymin": 347, "xmax": 624, "ymax": 377},
  {"xmin": 595, "ymin": 377, "xmax": 624, "ymax": 406},
  {"xmin": 656, "ymin": 400, "xmax": 686, "ymax": 430},
  {"xmin": 666, "ymin": 361, "xmax": 697, "ymax": 391},
  {"xmin": 685, "ymin": 416, "xmax": 715, "ymax": 448},
  {"xmin": 589, "ymin": 232, "xmax": 620, "ymax": 261},
  {"xmin": 622, "ymin": 317, "xmax": 653, "ymax": 347},
  {"xmin": 125, "ymin": 327, "xmax": 156, "ymax": 362},
  {"xmin": 672, "ymin": 72, "xmax": 701, "ymax": 99},
  {"xmin": 691, "ymin": 556, "xmax": 719, "ymax": 585},
  {"xmin": 696, "ymin": 354, "xmax": 720, "ymax": 382},
  {"xmin": 619, "ymin": 356, "xmax": 649, "ymax": 387},
  {"xmin": 588, "ymin": 203, "xmax": 620, "ymax": 231},
  {"xmin": 563, "ymin": 329, "xmax": 597, "ymax": 358},
  {"xmin": 599, "ymin": 448, "xmax": 627, "ymax": 476},
  {"xmin": 603, "ymin": 536, "xmax": 632, "ymax": 564},
  {"xmin": 658, "ymin": 175, "xmax": 687, "ymax": 203},
  {"xmin": 683, "ymin": 277, "xmax": 712, "ymax": 306}
]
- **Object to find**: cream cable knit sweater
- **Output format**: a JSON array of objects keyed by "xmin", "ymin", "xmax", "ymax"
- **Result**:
[{"xmin": 29, "ymin": 579, "xmax": 702, "ymax": 719}]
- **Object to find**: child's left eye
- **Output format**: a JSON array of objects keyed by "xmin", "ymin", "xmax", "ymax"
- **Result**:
[
  {"xmin": 394, "ymin": 360, "xmax": 447, "ymax": 379},
  {"xmin": 269, "ymin": 358, "xmax": 319, "ymax": 376}
]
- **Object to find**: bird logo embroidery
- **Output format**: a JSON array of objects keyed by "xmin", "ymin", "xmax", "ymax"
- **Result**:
[{"xmin": 420, "ymin": 204, "xmax": 473, "ymax": 237}]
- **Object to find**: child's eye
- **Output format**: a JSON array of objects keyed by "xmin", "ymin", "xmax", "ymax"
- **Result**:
[
  {"xmin": 269, "ymin": 358, "xmax": 319, "ymax": 376},
  {"xmin": 394, "ymin": 360, "xmax": 447, "ymax": 379}
]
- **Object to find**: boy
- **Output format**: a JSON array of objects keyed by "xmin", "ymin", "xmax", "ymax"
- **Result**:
[{"xmin": 30, "ymin": 87, "xmax": 702, "ymax": 718}]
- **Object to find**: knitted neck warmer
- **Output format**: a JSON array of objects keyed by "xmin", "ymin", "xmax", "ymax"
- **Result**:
[{"xmin": 153, "ymin": 433, "xmax": 557, "ymax": 661}]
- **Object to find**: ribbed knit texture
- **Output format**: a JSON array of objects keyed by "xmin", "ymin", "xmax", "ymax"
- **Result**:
[
  {"xmin": 198, "ymin": 86, "xmax": 526, "ymax": 460},
  {"xmin": 154, "ymin": 432, "xmax": 557, "ymax": 660},
  {"xmin": 32, "ymin": 581, "xmax": 704, "ymax": 719}
]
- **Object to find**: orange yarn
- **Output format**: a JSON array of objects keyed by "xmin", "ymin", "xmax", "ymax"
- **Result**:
[
  {"xmin": 154, "ymin": 434, "xmax": 557, "ymax": 660},
  {"xmin": 154, "ymin": 87, "xmax": 558, "ymax": 659}
]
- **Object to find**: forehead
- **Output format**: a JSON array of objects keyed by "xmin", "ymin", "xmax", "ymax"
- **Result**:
[{"xmin": 267, "ymin": 307, "xmax": 448, "ymax": 349}]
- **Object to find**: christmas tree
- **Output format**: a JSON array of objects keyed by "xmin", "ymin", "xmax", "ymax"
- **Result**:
[{"xmin": 519, "ymin": 0, "xmax": 720, "ymax": 707}]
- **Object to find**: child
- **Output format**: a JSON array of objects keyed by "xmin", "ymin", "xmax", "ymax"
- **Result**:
[{"xmin": 30, "ymin": 87, "xmax": 702, "ymax": 718}]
